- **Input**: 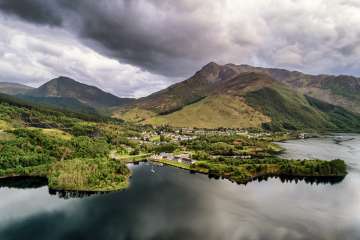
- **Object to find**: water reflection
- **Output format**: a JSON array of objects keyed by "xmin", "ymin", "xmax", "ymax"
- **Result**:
[
  {"xmin": 0, "ymin": 176, "xmax": 47, "ymax": 189},
  {"xmin": 0, "ymin": 134, "xmax": 359, "ymax": 240},
  {"xmin": 207, "ymin": 173, "xmax": 346, "ymax": 185},
  {"xmin": 0, "ymin": 166, "xmax": 345, "ymax": 201},
  {"xmin": 256, "ymin": 174, "xmax": 345, "ymax": 185},
  {"xmin": 48, "ymin": 189, "xmax": 106, "ymax": 199}
]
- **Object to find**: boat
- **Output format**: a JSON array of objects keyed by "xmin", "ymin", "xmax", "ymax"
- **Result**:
[{"xmin": 334, "ymin": 136, "xmax": 355, "ymax": 144}]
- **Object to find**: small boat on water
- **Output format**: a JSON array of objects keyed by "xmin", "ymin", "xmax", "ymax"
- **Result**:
[
  {"xmin": 151, "ymin": 166, "xmax": 156, "ymax": 173},
  {"xmin": 334, "ymin": 136, "xmax": 355, "ymax": 144}
]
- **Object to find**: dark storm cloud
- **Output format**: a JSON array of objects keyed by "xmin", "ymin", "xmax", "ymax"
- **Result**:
[
  {"xmin": 57, "ymin": 0, "xmax": 226, "ymax": 76},
  {"xmin": 1, "ymin": 0, "xmax": 360, "ymax": 94},
  {"xmin": 0, "ymin": 0, "xmax": 62, "ymax": 26},
  {"xmin": 0, "ymin": 0, "xmax": 229, "ymax": 77}
]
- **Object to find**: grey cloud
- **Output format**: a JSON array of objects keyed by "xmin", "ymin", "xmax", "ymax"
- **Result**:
[
  {"xmin": 0, "ymin": 0, "xmax": 230, "ymax": 77},
  {"xmin": 1, "ymin": 0, "xmax": 360, "ymax": 90},
  {"xmin": 0, "ymin": 16, "xmax": 173, "ymax": 97},
  {"xmin": 0, "ymin": 0, "xmax": 62, "ymax": 26},
  {"xmin": 58, "ymin": 0, "xmax": 227, "ymax": 77}
]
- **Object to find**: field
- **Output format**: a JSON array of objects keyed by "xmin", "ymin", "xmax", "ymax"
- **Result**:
[{"xmin": 145, "ymin": 95, "xmax": 270, "ymax": 128}]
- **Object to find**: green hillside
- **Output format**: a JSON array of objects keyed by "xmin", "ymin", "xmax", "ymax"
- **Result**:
[
  {"xmin": 0, "ymin": 93, "xmax": 142, "ymax": 191},
  {"xmin": 245, "ymin": 85, "xmax": 360, "ymax": 132},
  {"xmin": 306, "ymin": 96, "xmax": 360, "ymax": 131},
  {"xmin": 145, "ymin": 95, "xmax": 270, "ymax": 129},
  {"xmin": 18, "ymin": 96, "xmax": 98, "ymax": 115},
  {"xmin": 224, "ymin": 64, "xmax": 360, "ymax": 114},
  {"xmin": 115, "ymin": 65, "xmax": 360, "ymax": 132}
]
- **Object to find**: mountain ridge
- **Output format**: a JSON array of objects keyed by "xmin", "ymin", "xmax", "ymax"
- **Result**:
[{"xmin": 114, "ymin": 62, "xmax": 360, "ymax": 131}]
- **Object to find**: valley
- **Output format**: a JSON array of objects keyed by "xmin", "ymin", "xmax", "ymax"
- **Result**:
[
  {"xmin": 0, "ymin": 62, "xmax": 359, "ymax": 192},
  {"xmin": 0, "ymin": 91, "xmax": 348, "ymax": 192},
  {"xmin": 1, "ymin": 2, "xmax": 360, "ymax": 238}
]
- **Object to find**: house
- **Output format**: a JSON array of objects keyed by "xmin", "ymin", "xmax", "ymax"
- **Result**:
[
  {"xmin": 159, "ymin": 152, "xmax": 174, "ymax": 160},
  {"xmin": 174, "ymin": 153, "xmax": 196, "ymax": 165},
  {"xmin": 180, "ymin": 157, "xmax": 196, "ymax": 165},
  {"xmin": 153, "ymin": 152, "xmax": 197, "ymax": 165},
  {"xmin": 177, "ymin": 135, "xmax": 194, "ymax": 141},
  {"xmin": 298, "ymin": 133, "xmax": 305, "ymax": 139}
]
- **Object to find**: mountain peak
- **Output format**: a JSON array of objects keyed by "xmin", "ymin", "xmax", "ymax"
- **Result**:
[
  {"xmin": 27, "ymin": 76, "xmax": 133, "ymax": 107},
  {"xmin": 50, "ymin": 76, "xmax": 78, "ymax": 84},
  {"xmin": 202, "ymin": 61, "xmax": 220, "ymax": 68},
  {"xmin": 56, "ymin": 76, "xmax": 74, "ymax": 80},
  {"xmin": 194, "ymin": 62, "xmax": 223, "ymax": 83}
]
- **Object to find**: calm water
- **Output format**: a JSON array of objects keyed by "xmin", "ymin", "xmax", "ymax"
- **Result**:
[{"xmin": 0, "ymin": 134, "xmax": 359, "ymax": 240}]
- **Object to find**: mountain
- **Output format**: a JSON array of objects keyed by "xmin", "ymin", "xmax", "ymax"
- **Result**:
[
  {"xmin": 26, "ymin": 76, "xmax": 134, "ymax": 108},
  {"xmin": 0, "ymin": 82, "xmax": 33, "ymax": 95},
  {"xmin": 113, "ymin": 62, "xmax": 360, "ymax": 131},
  {"xmin": 0, "ymin": 92, "xmax": 106, "ymax": 123},
  {"xmin": 219, "ymin": 64, "xmax": 360, "ymax": 114},
  {"xmin": 18, "ymin": 95, "xmax": 98, "ymax": 115}
]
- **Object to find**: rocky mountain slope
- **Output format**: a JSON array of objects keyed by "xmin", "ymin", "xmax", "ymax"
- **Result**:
[{"xmin": 114, "ymin": 62, "xmax": 360, "ymax": 131}]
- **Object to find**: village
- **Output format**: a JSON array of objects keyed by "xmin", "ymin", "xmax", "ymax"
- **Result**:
[
  {"xmin": 150, "ymin": 152, "xmax": 197, "ymax": 165},
  {"xmin": 128, "ymin": 126, "xmax": 284, "ymax": 144},
  {"xmin": 107, "ymin": 126, "xmax": 300, "ymax": 170}
]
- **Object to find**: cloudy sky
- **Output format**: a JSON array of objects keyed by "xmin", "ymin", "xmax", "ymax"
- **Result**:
[{"xmin": 0, "ymin": 0, "xmax": 359, "ymax": 97}]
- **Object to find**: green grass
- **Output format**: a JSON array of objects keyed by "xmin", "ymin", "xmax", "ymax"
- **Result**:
[
  {"xmin": 110, "ymin": 151, "xmax": 151, "ymax": 163},
  {"xmin": 113, "ymin": 107, "xmax": 156, "ymax": 122},
  {"xmin": 0, "ymin": 131, "xmax": 15, "ymax": 141},
  {"xmin": 150, "ymin": 135, "xmax": 161, "ymax": 142},
  {"xmin": 0, "ymin": 120, "xmax": 12, "ymax": 130},
  {"xmin": 48, "ymin": 158, "xmax": 130, "ymax": 192},
  {"xmin": 28, "ymin": 128, "xmax": 73, "ymax": 141},
  {"xmin": 145, "ymin": 95, "xmax": 270, "ymax": 128},
  {"xmin": 0, "ymin": 164, "xmax": 50, "ymax": 179},
  {"xmin": 151, "ymin": 159, "xmax": 193, "ymax": 171}
]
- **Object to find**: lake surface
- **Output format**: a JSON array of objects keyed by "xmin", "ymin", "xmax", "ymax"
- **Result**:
[{"xmin": 0, "ymin": 134, "xmax": 359, "ymax": 240}]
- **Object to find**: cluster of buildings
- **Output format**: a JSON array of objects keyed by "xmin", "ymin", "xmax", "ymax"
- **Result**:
[
  {"xmin": 130, "ymin": 127, "xmax": 278, "ymax": 145},
  {"xmin": 151, "ymin": 152, "xmax": 197, "ymax": 165},
  {"xmin": 175, "ymin": 128, "xmax": 272, "ymax": 139},
  {"xmin": 128, "ymin": 130, "xmax": 196, "ymax": 144}
]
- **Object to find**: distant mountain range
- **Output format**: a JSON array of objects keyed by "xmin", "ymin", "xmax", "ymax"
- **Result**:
[
  {"xmin": 114, "ymin": 62, "xmax": 360, "ymax": 131},
  {"xmin": 0, "ymin": 77, "xmax": 133, "ymax": 114},
  {"xmin": 0, "ymin": 82, "xmax": 34, "ymax": 95},
  {"xmin": 1, "ymin": 63, "xmax": 360, "ymax": 131}
]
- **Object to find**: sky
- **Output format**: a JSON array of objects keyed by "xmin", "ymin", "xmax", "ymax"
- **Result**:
[{"xmin": 0, "ymin": 0, "xmax": 359, "ymax": 98}]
